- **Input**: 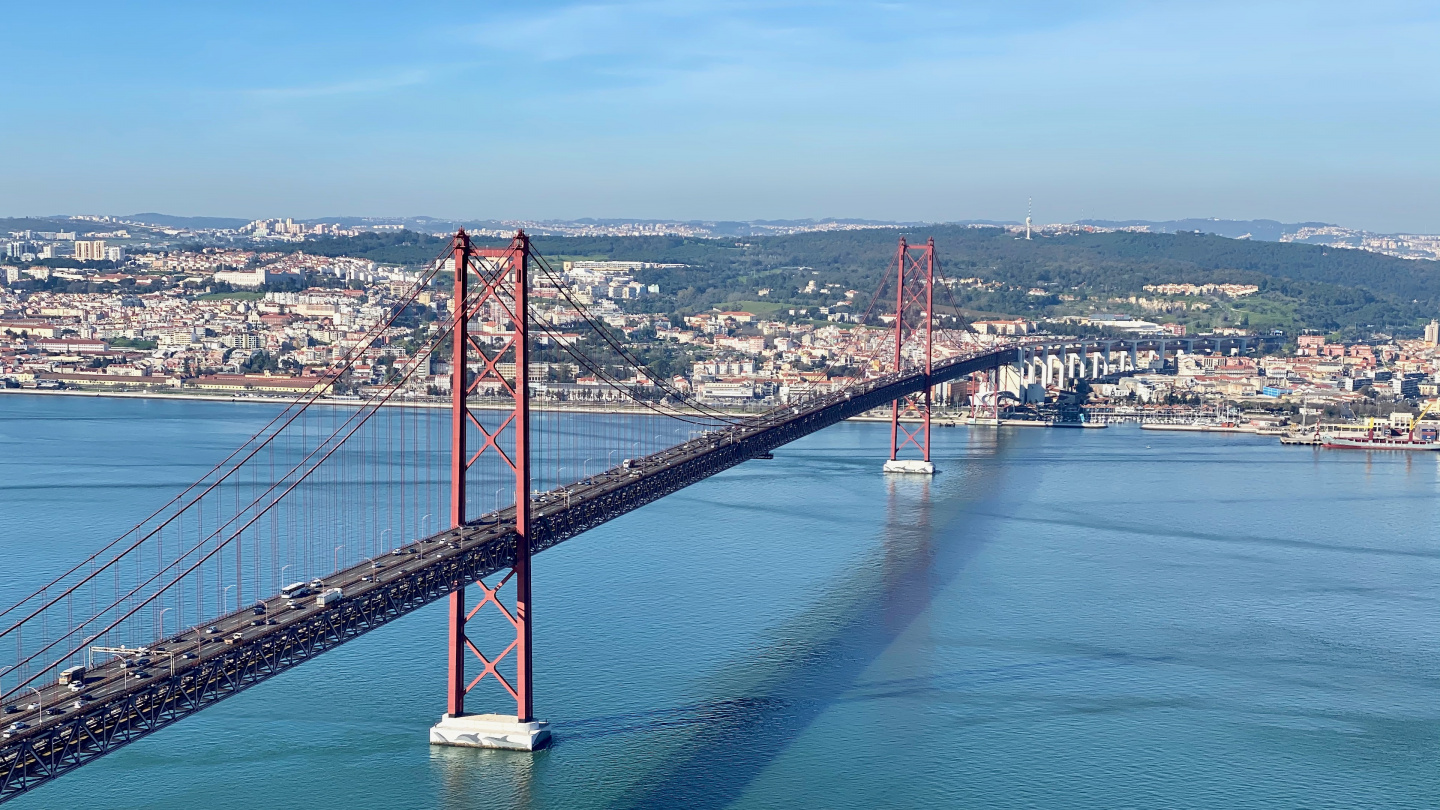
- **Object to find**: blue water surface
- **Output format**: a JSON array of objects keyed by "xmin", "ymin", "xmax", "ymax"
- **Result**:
[{"xmin": 1, "ymin": 393, "xmax": 1438, "ymax": 809}]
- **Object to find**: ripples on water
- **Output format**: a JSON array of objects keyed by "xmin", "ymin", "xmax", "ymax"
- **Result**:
[{"xmin": 2, "ymin": 394, "xmax": 1438, "ymax": 809}]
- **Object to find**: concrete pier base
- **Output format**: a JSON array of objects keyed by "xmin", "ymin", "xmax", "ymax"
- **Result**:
[
  {"xmin": 882, "ymin": 459, "xmax": 936, "ymax": 475},
  {"xmin": 429, "ymin": 713, "xmax": 551, "ymax": 751}
]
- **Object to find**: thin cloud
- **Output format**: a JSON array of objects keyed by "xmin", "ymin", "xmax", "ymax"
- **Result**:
[{"xmin": 244, "ymin": 69, "xmax": 430, "ymax": 100}]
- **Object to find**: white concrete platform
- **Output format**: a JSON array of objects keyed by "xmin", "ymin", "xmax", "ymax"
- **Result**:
[
  {"xmin": 429, "ymin": 713, "xmax": 551, "ymax": 750},
  {"xmin": 883, "ymin": 459, "xmax": 936, "ymax": 475}
]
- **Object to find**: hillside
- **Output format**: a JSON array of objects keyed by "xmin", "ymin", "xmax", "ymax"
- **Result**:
[
  {"xmin": 0, "ymin": 217, "xmax": 115, "ymax": 235},
  {"xmin": 123, "ymin": 213, "xmax": 251, "ymax": 230},
  {"xmin": 1075, "ymin": 218, "xmax": 1329, "ymax": 241},
  {"xmin": 256, "ymin": 226, "xmax": 1440, "ymax": 336}
]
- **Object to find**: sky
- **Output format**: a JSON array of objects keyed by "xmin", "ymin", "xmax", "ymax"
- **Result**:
[{"xmin": 1, "ymin": 1, "xmax": 1438, "ymax": 231}]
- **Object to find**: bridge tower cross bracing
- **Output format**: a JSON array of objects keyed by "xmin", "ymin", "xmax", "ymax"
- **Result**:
[
  {"xmin": 432, "ymin": 229, "xmax": 550, "ymax": 750},
  {"xmin": 883, "ymin": 236, "xmax": 937, "ymax": 475}
]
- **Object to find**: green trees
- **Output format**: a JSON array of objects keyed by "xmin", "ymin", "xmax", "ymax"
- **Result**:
[
  {"xmin": 238, "ymin": 350, "xmax": 282, "ymax": 374},
  {"xmin": 267, "ymin": 226, "xmax": 1440, "ymax": 336},
  {"xmin": 108, "ymin": 337, "xmax": 159, "ymax": 350}
]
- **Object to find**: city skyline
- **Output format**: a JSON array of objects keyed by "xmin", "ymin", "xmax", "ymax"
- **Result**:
[
  {"xmin": 11, "ymin": 211, "xmax": 1440, "ymax": 262},
  {"xmin": 2, "ymin": 1, "xmax": 1437, "ymax": 232}
]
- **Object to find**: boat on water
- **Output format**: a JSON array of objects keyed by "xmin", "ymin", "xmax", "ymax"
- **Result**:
[
  {"xmin": 1322, "ymin": 434, "xmax": 1440, "ymax": 451},
  {"xmin": 1320, "ymin": 402, "xmax": 1440, "ymax": 450}
]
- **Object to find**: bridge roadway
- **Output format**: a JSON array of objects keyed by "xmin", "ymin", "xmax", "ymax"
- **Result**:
[
  {"xmin": 0, "ymin": 345, "xmax": 1023, "ymax": 801},
  {"xmin": 2, "ymin": 329, "xmax": 1275, "ymax": 798}
]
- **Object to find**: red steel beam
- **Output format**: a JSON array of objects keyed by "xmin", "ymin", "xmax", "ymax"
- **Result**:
[
  {"xmin": 511, "ymin": 231, "xmax": 534, "ymax": 723},
  {"xmin": 447, "ymin": 230, "xmax": 470, "ymax": 716},
  {"xmin": 889, "ymin": 237, "xmax": 907, "ymax": 461},
  {"xmin": 924, "ymin": 237, "xmax": 934, "ymax": 462}
]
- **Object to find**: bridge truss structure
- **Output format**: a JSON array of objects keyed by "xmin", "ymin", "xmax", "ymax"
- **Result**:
[
  {"xmin": 0, "ymin": 231, "xmax": 1268, "ymax": 802},
  {"xmin": 444, "ymin": 230, "xmax": 537, "ymax": 731}
]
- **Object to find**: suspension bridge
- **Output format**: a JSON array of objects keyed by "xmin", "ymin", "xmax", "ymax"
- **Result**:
[{"xmin": 0, "ymin": 232, "xmax": 1261, "ymax": 801}]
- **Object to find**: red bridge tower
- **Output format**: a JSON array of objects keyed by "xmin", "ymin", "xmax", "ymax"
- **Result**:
[
  {"xmin": 883, "ymin": 236, "xmax": 938, "ymax": 475},
  {"xmin": 429, "ymin": 230, "xmax": 551, "ymax": 750}
]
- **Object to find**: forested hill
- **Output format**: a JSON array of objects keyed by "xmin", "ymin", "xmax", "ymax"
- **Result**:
[{"xmin": 275, "ymin": 226, "xmax": 1440, "ymax": 336}]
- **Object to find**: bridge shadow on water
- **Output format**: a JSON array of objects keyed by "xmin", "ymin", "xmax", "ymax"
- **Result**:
[{"xmin": 578, "ymin": 447, "xmax": 1032, "ymax": 810}]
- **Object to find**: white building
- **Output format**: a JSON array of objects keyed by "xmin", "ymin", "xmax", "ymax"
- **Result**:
[
  {"xmin": 156, "ymin": 328, "xmax": 200, "ymax": 347},
  {"xmin": 699, "ymin": 380, "xmax": 756, "ymax": 400},
  {"xmin": 214, "ymin": 267, "xmax": 272, "ymax": 288},
  {"xmin": 74, "ymin": 240, "xmax": 107, "ymax": 261}
]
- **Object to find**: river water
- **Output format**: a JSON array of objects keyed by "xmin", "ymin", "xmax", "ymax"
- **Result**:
[{"xmin": 1, "ymin": 393, "xmax": 1438, "ymax": 809}]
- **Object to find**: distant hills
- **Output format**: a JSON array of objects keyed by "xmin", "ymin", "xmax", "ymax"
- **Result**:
[
  {"xmin": 1076, "ymin": 219, "xmax": 1332, "ymax": 242},
  {"xmin": 123, "ymin": 213, "xmax": 252, "ymax": 230},
  {"xmin": 3, "ymin": 214, "xmax": 1419, "ymax": 244},
  {"xmin": 267, "ymin": 223, "xmax": 1440, "ymax": 336},
  {"xmin": 7, "ymin": 212, "xmax": 1438, "ymax": 335}
]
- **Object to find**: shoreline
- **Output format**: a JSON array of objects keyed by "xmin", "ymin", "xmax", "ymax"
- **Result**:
[
  {"xmin": 0, "ymin": 386, "xmax": 979, "ymax": 423},
  {"xmin": 0, "ymin": 388, "xmax": 1116, "ymax": 428},
  {"xmin": 0, "ymin": 389, "xmax": 1389, "ymax": 446},
  {"xmin": 0, "ymin": 386, "xmax": 782, "ymax": 418}
]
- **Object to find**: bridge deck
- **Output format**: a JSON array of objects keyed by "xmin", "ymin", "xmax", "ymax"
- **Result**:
[{"xmin": 0, "ymin": 348, "xmax": 1017, "ymax": 800}]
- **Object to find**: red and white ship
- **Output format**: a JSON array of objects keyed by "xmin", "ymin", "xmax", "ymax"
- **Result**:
[
  {"xmin": 1322, "ymin": 433, "xmax": 1440, "ymax": 451},
  {"xmin": 1322, "ymin": 403, "xmax": 1440, "ymax": 450}
]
